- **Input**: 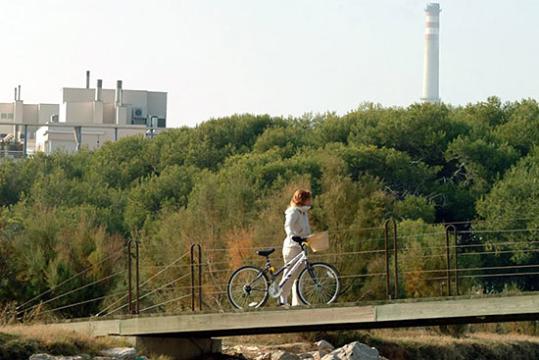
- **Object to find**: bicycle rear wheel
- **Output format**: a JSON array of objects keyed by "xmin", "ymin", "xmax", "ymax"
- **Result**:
[
  {"xmin": 297, "ymin": 262, "xmax": 340, "ymax": 306},
  {"xmin": 227, "ymin": 266, "xmax": 269, "ymax": 310}
]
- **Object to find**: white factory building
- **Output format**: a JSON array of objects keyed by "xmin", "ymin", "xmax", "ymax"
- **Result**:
[
  {"xmin": 0, "ymin": 72, "xmax": 167, "ymax": 154},
  {"xmin": 0, "ymin": 86, "xmax": 58, "ymax": 142}
]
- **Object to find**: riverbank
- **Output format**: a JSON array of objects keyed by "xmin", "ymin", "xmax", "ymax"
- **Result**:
[
  {"xmin": 223, "ymin": 328, "xmax": 539, "ymax": 359},
  {"xmin": 0, "ymin": 325, "xmax": 129, "ymax": 359},
  {"xmin": 2, "ymin": 325, "xmax": 539, "ymax": 359}
]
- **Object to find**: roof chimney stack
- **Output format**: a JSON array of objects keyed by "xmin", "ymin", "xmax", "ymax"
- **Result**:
[
  {"xmin": 86, "ymin": 70, "xmax": 90, "ymax": 89},
  {"xmin": 96, "ymin": 79, "xmax": 103, "ymax": 101},
  {"xmin": 17, "ymin": 85, "xmax": 21, "ymax": 101},
  {"xmin": 14, "ymin": 87, "xmax": 17, "ymax": 101},
  {"xmin": 115, "ymin": 80, "xmax": 123, "ymax": 106}
]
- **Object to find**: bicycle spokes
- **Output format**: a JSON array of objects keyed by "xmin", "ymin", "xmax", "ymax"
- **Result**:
[
  {"xmin": 227, "ymin": 266, "xmax": 269, "ymax": 309},
  {"xmin": 298, "ymin": 263, "xmax": 340, "ymax": 305}
]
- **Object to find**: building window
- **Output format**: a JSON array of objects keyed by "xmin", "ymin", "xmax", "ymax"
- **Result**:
[
  {"xmin": 0, "ymin": 113, "xmax": 6, "ymax": 119},
  {"xmin": 7, "ymin": 113, "xmax": 13, "ymax": 119}
]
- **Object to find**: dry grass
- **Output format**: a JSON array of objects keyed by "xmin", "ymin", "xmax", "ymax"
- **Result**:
[
  {"xmin": 369, "ymin": 328, "xmax": 539, "ymax": 345},
  {"xmin": 0, "ymin": 324, "xmax": 128, "ymax": 357},
  {"xmin": 226, "ymin": 327, "xmax": 539, "ymax": 346},
  {"xmin": 147, "ymin": 356, "xmax": 174, "ymax": 360},
  {"xmin": 223, "ymin": 328, "xmax": 539, "ymax": 360},
  {"xmin": 365, "ymin": 329, "xmax": 539, "ymax": 360},
  {"xmin": 1, "ymin": 324, "xmax": 128, "ymax": 348}
]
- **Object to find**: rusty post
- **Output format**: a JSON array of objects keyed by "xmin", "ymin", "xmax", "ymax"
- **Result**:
[
  {"xmin": 127, "ymin": 240, "xmax": 132, "ymax": 314},
  {"xmin": 445, "ymin": 225, "xmax": 457, "ymax": 296},
  {"xmin": 198, "ymin": 244, "xmax": 202, "ymax": 311},
  {"xmin": 190, "ymin": 244, "xmax": 195, "ymax": 311},
  {"xmin": 447, "ymin": 225, "xmax": 459, "ymax": 296},
  {"xmin": 455, "ymin": 229, "xmax": 459, "ymax": 296},
  {"xmin": 383, "ymin": 220, "xmax": 391, "ymax": 300},
  {"xmin": 135, "ymin": 240, "xmax": 140, "ymax": 314},
  {"xmin": 190, "ymin": 244, "xmax": 202, "ymax": 311},
  {"xmin": 445, "ymin": 226, "xmax": 451, "ymax": 296},
  {"xmin": 392, "ymin": 220, "xmax": 398, "ymax": 299}
]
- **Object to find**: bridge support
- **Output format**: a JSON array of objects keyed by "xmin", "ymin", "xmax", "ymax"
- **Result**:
[{"xmin": 135, "ymin": 336, "xmax": 221, "ymax": 360}]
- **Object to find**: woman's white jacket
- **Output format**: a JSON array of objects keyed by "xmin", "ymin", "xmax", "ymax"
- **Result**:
[{"xmin": 283, "ymin": 206, "xmax": 311, "ymax": 248}]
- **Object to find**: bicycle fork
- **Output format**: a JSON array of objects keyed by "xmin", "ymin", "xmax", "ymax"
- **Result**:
[{"xmin": 306, "ymin": 263, "xmax": 322, "ymax": 288}]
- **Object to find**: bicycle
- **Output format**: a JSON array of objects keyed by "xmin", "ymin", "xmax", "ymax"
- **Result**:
[{"xmin": 227, "ymin": 236, "xmax": 340, "ymax": 309}]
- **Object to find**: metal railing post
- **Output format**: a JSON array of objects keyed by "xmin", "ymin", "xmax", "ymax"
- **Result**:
[
  {"xmin": 198, "ymin": 245, "xmax": 202, "ymax": 310},
  {"xmin": 383, "ymin": 220, "xmax": 391, "ymax": 300},
  {"xmin": 135, "ymin": 240, "xmax": 140, "ymax": 314},
  {"xmin": 190, "ymin": 244, "xmax": 202, "ymax": 311},
  {"xmin": 392, "ymin": 220, "xmax": 399, "ymax": 299},
  {"xmin": 454, "ymin": 229, "xmax": 459, "ymax": 296},
  {"xmin": 127, "ymin": 240, "xmax": 133, "ymax": 314},
  {"xmin": 190, "ymin": 245, "xmax": 195, "ymax": 311},
  {"xmin": 445, "ymin": 224, "xmax": 457, "ymax": 296}
]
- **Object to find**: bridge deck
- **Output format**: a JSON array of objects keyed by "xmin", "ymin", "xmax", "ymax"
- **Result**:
[{"xmin": 48, "ymin": 294, "xmax": 539, "ymax": 337}]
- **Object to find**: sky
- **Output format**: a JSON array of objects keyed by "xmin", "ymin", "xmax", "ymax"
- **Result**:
[{"xmin": 1, "ymin": 0, "xmax": 538, "ymax": 128}]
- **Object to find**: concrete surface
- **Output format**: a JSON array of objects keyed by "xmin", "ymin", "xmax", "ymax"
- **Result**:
[{"xmin": 45, "ymin": 294, "xmax": 539, "ymax": 337}]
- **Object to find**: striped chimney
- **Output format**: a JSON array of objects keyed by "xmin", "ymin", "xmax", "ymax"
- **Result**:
[{"xmin": 421, "ymin": 3, "xmax": 441, "ymax": 103}]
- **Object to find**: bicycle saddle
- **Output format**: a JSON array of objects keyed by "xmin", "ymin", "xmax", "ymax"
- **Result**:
[{"xmin": 257, "ymin": 248, "xmax": 275, "ymax": 257}]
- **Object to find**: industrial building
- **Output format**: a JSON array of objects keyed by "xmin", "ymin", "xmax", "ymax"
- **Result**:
[
  {"xmin": 0, "ymin": 86, "xmax": 58, "ymax": 142},
  {"xmin": 0, "ymin": 71, "xmax": 167, "ymax": 155}
]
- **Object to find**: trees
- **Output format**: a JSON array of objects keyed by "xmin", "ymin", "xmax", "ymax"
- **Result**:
[
  {"xmin": 1, "ymin": 98, "xmax": 539, "ymax": 313},
  {"xmin": 494, "ymin": 99, "xmax": 539, "ymax": 155},
  {"xmin": 124, "ymin": 165, "xmax": 198, "ymax": 230},
  {"xmin": 445, "ymin": 136, "xmax": 519, "ymax": 194},
  {"xmin": 333, "ymin": 144, "xmax": 438, "ymax": 195},
  {"xmin": 348, "ymin": 102, "xmax": 467, "ymax": 166},
  {"xmin": 477, "ymin": 148, "xmax": 539, "ymax": 233},
  {"xmin": 475, "ymin": 148, "xmax": 539, "ymax": 291}
]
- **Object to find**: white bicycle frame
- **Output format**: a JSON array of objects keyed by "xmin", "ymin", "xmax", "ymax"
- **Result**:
[{"xmin": 277, "ymin": 248, "xmax": 308, "ymax": 290}]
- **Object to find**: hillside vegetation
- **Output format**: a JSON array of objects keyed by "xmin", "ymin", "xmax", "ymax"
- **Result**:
[{"xmin": 1, "ymin": 98, "xmax": 539, "ymax": 318}]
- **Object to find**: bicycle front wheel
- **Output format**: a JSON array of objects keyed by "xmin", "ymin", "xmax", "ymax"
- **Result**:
[
  {"xmin": 227, "ymin": 266, "xmax": 269, "ymax": 310},
  {"xmin": 297, "ymin": 262, "xmax": 340, "ymax": 306}
]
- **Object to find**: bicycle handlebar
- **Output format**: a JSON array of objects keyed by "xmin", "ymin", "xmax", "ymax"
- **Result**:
[{"xmin": 292, "ymin": 236, "xmax": 307, "ymax": 243}]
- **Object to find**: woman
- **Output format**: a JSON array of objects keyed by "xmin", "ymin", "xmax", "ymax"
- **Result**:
[{"xmin": 279, "ymin": 189, "xmax": 312, "ymax": 306}]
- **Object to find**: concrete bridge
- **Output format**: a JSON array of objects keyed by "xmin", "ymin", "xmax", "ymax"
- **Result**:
[
  {"xmin": 11, "ymin": 224, "xmax": 539, "ymax": 359},
  {"xmin": 44, "ymin": 293, "xmax": 539, "ymax": 359}
]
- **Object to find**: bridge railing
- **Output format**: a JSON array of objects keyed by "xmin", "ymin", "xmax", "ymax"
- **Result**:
[
  {"xmin": 10, "ymin": 218, "xmax": 539, "ymax": 321},
  {"xmin": 14, "ymin": 246, "xmax": 128, "ymax": 321},
  {"xmin": 186, "ymin": 220, "xmax": 539, "ymax": 312}
]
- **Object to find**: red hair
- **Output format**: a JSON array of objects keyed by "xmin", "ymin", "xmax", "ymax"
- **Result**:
[{"xmin": 290, "ymin": 189, "xmax": 312, "ymax": 207}]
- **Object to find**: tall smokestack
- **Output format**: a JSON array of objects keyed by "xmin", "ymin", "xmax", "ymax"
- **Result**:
[
  {"xmin": 96, "ymin": 79, "xmax": 103, "ymax": 101},
  {"xmin": 421, "ymin": 3, "xmax": 441, "ymax": 103},
  {"xmin": 14, "ymin": 87, "xmax": 17, "ymax": 101},
  {"xmin": 86, "ymin": 70, "xmax": 90, "ymax": 89},
  {"xmin": 17, "ymin": 85, "xmax": 21, "ymax": 101},
  {"xmin": 115, "ymin": 80, "xmax": 123, "ymax": 106}
]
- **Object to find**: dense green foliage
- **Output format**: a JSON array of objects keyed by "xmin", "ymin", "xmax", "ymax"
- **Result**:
[{"xmin": 1, "ymin": 97, "xmax": 539, "ymax": 316}]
